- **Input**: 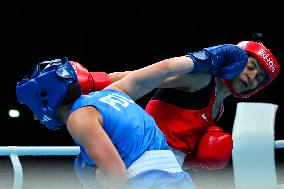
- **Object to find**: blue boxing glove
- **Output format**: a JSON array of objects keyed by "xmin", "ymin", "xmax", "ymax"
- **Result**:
[{"xmin": 186, "ymin": 44, "xmax": 248, "ymax": 79}]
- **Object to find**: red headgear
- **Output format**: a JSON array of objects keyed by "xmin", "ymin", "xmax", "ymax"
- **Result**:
[{"xmin": 224, "ymin": 41, "xmax": 280, "ymax": 98}]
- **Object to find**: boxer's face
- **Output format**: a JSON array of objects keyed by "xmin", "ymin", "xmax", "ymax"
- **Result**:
[{"xmin": 230, "ymin": 56, "xmax": 267, "ymax": 94}]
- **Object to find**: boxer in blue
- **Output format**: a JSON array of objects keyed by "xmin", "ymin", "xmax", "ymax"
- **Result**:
[{"xmin": 16, "ymin": 44, "xmax": 248, "ymax": 189}]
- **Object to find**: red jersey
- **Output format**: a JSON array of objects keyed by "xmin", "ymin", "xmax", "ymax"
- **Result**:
[{"xmin": 145, "ymin": 78, "xmax": 223, "ymax": 154}]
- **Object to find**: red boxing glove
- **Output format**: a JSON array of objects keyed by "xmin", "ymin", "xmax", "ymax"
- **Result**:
[
  {"xmin": 184, "ymin": 125, "xmax": 233, "ymax": 171},
  {"xmin": 70, "ymin": 61, "xmax": 112, "ymax": 94}
]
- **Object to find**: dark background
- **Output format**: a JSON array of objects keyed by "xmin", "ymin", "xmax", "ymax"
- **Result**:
[{"xmin": 1, "ymin": 1, "xmax": 283, "ymax": 159}]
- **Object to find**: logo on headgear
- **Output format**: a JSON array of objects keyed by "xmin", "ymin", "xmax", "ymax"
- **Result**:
[{"xmin": 257, "ymin": 49, "xmax": 276, "ymax": 72}]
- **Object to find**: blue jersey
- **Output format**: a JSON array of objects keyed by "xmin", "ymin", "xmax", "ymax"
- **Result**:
[{"xmin": 70, "ymin": 89, "xmax": 169, "ymax": 168}]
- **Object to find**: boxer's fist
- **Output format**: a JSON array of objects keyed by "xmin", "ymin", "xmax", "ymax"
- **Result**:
[
  {"xmin": 70, "ymin": 61, "xmax": 112, "ymax": 94},
  {"xmin": 186, "ymin": 44, "xmax": 248, "ymax": 79},
  {"xmin": 184, "ymin": 125, "xmax": 233, "ymax": 170}
]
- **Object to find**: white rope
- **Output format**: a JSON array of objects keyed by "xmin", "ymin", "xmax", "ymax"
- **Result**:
[
  {"xmin": 0, "ymin": 140, "xmax": 282, "ymax": 189},
  {"xmin": 275, "ymin": 140, "xmax": 284, "ymax": 149},
  {"xmin": 0, "ymin": 146, "xmax": 80, "ymax": 189},
  {"xmin": 0, "ymin": 146, "xmax": 80, "ymax": 156}
]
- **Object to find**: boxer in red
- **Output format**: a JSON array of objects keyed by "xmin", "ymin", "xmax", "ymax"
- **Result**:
[{"xmin": 69, "ymin": 41, "xmax": 280, "ymax": 171}]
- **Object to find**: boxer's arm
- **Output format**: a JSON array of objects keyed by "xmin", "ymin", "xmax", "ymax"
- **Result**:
[
  {"xmin": 107, "ymin": 44, "xmax": 248, "ymax": 99},
  {"xmin": 109, "ymin": 71, "xmax": 132, "ymax": 83},
  {"xmin": 74, "ymin": 44, "xmax": 247, "ymax": 96},
  {"xmin": 67, "ymin": 106, "xmax": 127, "ymax": 188},
  {"xmin": 107, "ymin": 56, "xmax": 194, "ymax": 100},
  {"xmin": 71, "ymin": 59, "xmax": 207, "ymax": 95},
  {"xmin": 108, "ymin": 71, "xmax": 212, "ymax": 93}
]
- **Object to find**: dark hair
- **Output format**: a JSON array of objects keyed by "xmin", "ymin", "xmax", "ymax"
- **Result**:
[{"xmin": 61, "ymin": 82, "xmax": 82, "ymax": 105}]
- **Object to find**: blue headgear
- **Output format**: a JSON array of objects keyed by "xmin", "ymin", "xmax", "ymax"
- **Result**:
[{"xmin": 16, "ymin": 58, "xmax": 79, "ymax": 130}]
